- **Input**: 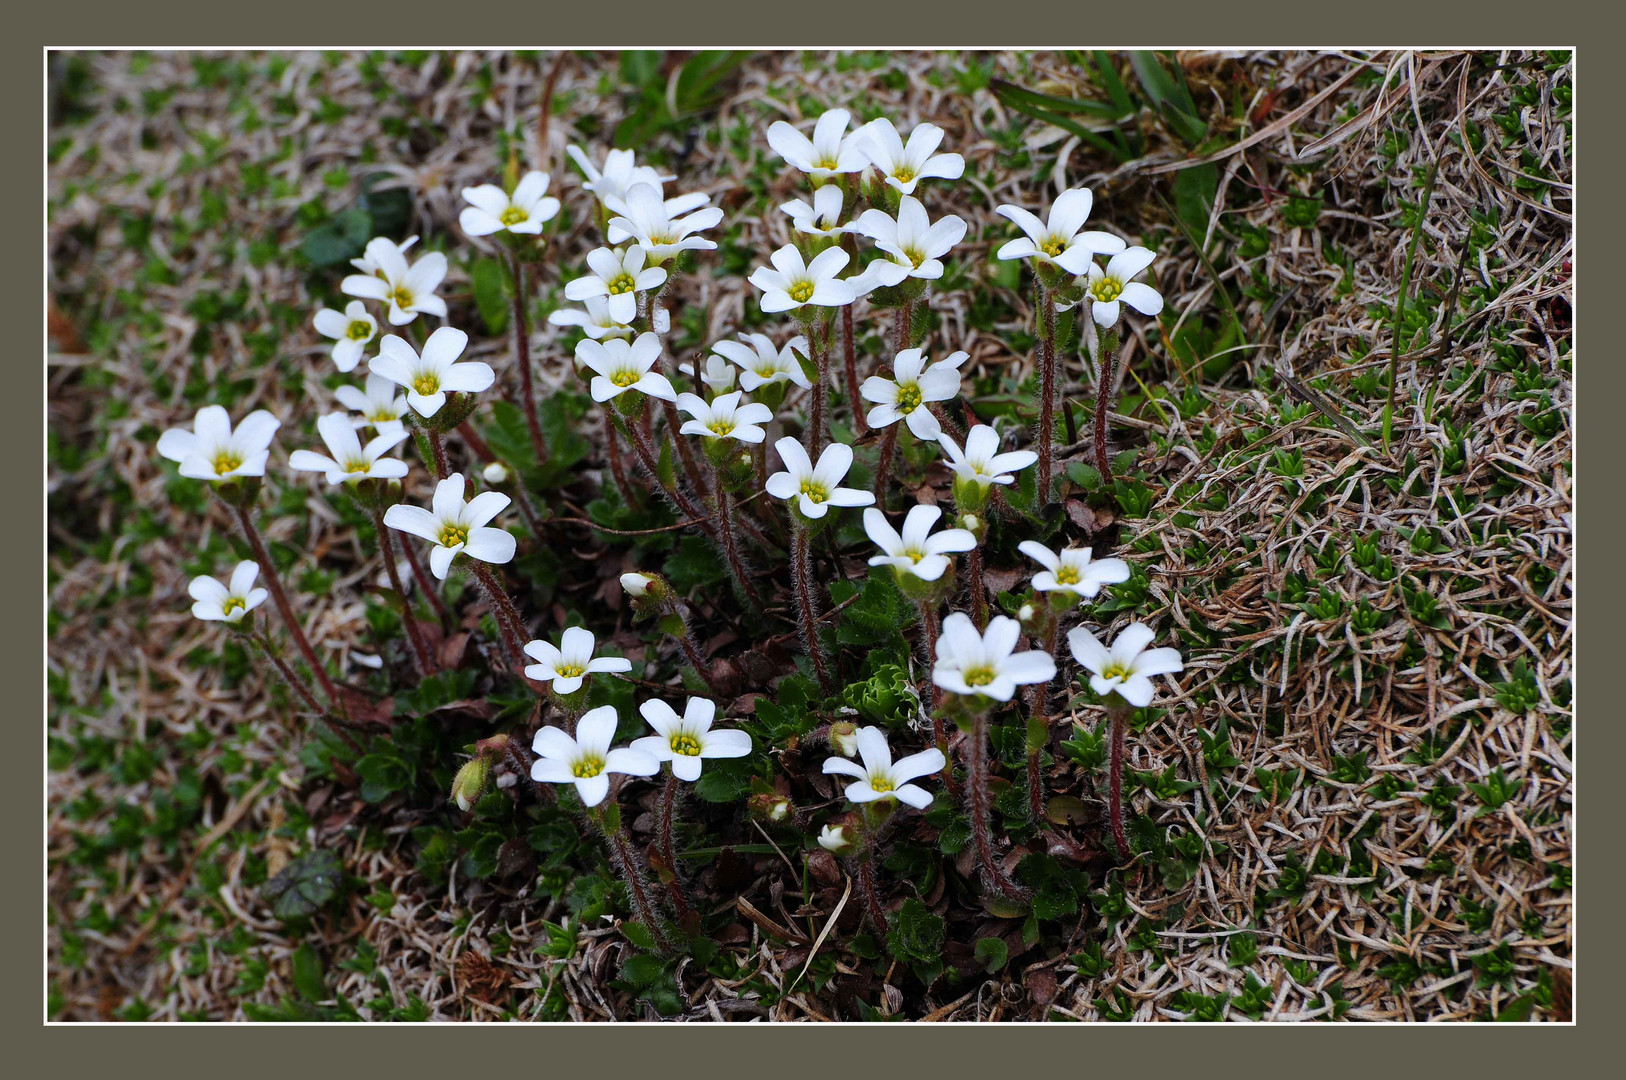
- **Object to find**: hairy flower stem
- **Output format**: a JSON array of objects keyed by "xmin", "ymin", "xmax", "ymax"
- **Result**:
[
  {"xmin": 1107, "ymin": 698, "xmax": 1131, "ymax": 860},
  {"xmin": 675, "ymin": 624, "xmax": 727, "ymax": 697},
  {"xmin": 372, "ymin": 506, "xmax": 432, "ymax": 675},
  {"xmin": 714, "ymin": 484, "xmax": 766, "ymax": 610},
  {"xmin": 1093, "ymin": 327, "xmax": 1120, "ymax": 483},
  {"xmin": 662, "ymin": 398, "xmax": 712, "ymax": 502},
  {"xmin": 234, "ymin": 504, "xmax": 341, "ymax": 708},
  {"xmin": 623, "ymin": 411, "xmax": 712, "ymax": 529},
  {"xmin": 857, "ymin": 853, "xmax": 887, "ymax": 931},
  {"xmin": 605, "ymin": 422, "xmax": 638, "ymax": 505},
  {"xmin": 457, "ymin": 420, "xmax": 550, "ymax": 540},
  {"xmin": 843, "ymin": 304, "xmax": 866, "ymax": 436},
  {"xmin": 395, "ymin": 528, "xmax": 454, "ymax": 628},
  {"xmin": 1026, "ymin": 620, "xmax": 1059, "ymax": 824},
  {"xmin": 791, "ymin": 525, "xmax": 833, "ymax": 692},
  {"xmin": 918, "ymin": 603, "xmax": 955, "ymax": 795},
  {"xmin": 967, "ymin": 710, "xmax": 1027, "ymax": 901},
  {"xmin": 467, "ymin": 561, "xmax": 530, "ymax": 675},
  {"xmin": 1036, "ymin": 282, "xmax": 1058, "ymax": 506},
  {"xmin": 599, "ymin": 814, "xmax": 672, "ymax": 952},
  {"xmin": 427, "ymin": 430, "xmax": 450, "ymax": 480},
  {"xmin": 507, "ymin": 253, "xmax": 549, "ymax": 465},
  {"xmin": 872, "ymin": 423, "xmax": 898, "ymax": 506},
  {"xmin": 807, "ymin": 319, "xmax": 830, "ymax": 457},
  {"xmin": 656, "ymin": 772, "xmax": 691, "ymax": 917},
  {"xmin": 967, "ymin": 546, "xmax": 989, "ymax": 629},
  {"xmin": 894, "ymin": 298, "xmax": 913, "ymax": 353},
  {"xmin": 248, "ymin": 630, "xmax": 359, "ymax": 750}
]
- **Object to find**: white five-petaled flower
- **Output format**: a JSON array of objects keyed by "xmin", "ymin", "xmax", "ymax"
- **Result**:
[
  {"xmin": 933, "ymin": 613, "xmax": 1057, "ymax": 702},
  {"xmin": 349, "ymin": 234, "xmax": 416, "ymax": 276},
  {"xmin": 1068, "ymin": 622, "xmax": 1184, "ymax": 707},
  {"xmin": 459, "ymin": 171, "xmax": 562, "ymax": 237},
  {"xmin": 289, "ymin": 412, "xmax": 411, "ymax": 485},
  {"xmin": 750, "ymin": 245, "xmax": 858, "ymax": 314},
  {"xmin": 567, "ymin": 145, "xmax": 673, "ymax": 208},
  {"xmin": 529, "ymin": 706, "xmax": 659, "ymax": 809},
  {"xmin": 188, "ymin": 561, "xmax": 268, "ymax": 624},
  {"xmin": 712, "ymin": 334, "xmax": 811, "ymax": 391},
  {"xmin": 818, "ymin": 824, "xmax": 851, "ymax": 853},
  {"xmin": 549, "ymin": 294, "xmax": 666, "ymax": 340},
  {"xmin": 620, "ymin": 572, "xmax": 656, "ymax": 597},
  {"xmin": 383, "ymin": 474, "xmax": 515, "ymax": 579},
  {"xmin": 333, "ymin": 373, "xmax": 408, "ymax": 436},
  {"xmin": 340, "ymin": 237, "xmax": 449, "ymax": 325},
  {"xmin": 368, "ymin": 327, "xmax": 494, "ymax": 419},
  {"xmin": 767, "ymin": 108, "xmax": 868, "ymax": 180},
  {"xmin": 937, "ymin": 425, "xmax": 1039, "ymax": 490},
  {"xmin": 522, "ymin": 626, "xmax": 633, "ymax": 695},
  {"xmin": 676, "ymin": 391, "xmax": 773, "ymax": 444},
  {"xmin": 575, "ymin": 332, "xmax": 677, "ymax": 404},
  {"xmin": 678, "ymin": 353, "xmax": 738, "ymax": 395},
  {"xmin": 607, "ymin": 183, "xmax": 724, "ymax": 263},
  {"xmin": 630, "ymin": 697, "xmax": 753, "ymax": 782},
  {"xmin": 564, "ymin": 246, "xmax": 668, "ymax": 326},
  {"xmin": 1018, "ymin": 541, "xmax": 1131, "ymax": 600},
  {"xmin": 854, "ymin": 118, "xmax": 965, "ymax": 195},
  {"xmin": 1071, "ymin": 247, "xmax": 1164, "ymax": 328},
  {"xmin": 860, "ymin": 348, "xmax": 966, "ymax": 441},
  {"xmin": 765, "ymin": 437, "xmax": 874, "ymax": 520},
  {"xmin": 852, "ymin": 196, "xmax": 967, "ymax": 287},
  {"xmin": 157, "ymin": 404, "xmax": 281, "ymax": 482},
  {"xmin": 822, "ymin": 725, "xmax": 945, "ymax": 809},
  {"xmin": 994, "ymin": 187, "xmax": 1126, "ymax": 274},
  {"xmin": 312, "ymin": 300, "xmax": 378, "ymax": 373},
  {"xmin": 780, "ymin": 184, "xmax": 852, "ymax": 239},
  {"xmin": 863, "ymin": 504, "xmax": 976, "ymax": 583}
]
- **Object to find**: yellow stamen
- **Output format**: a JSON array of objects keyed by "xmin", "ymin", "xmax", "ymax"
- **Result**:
[
  {"xmin": 499, "ymin": 206, "xmax": 529, "ymax": 227},
  {"xmin": 606, "ymin": 273, "xmax": 636, "ymax": 295},
  {"xmin": 799, "ymin": 481, "xmax": 828, "ymax": 504},
  {"xmin": 963, "ymin": 666, "xmax": 996, "ymax": 687},
  {"xmin": 1091, "ymin": 277, "xmax": 1124, "ymax": 303},
  {"xmin": 1040, "ymin": 238, "xmax": 1066, "ymax": 258},
  {"xmin": 1055, "ymin": 565, "xmax": 1081, "ymax": 585},
  {"xmin": 440, "ymin": 524, "xmax": 469, "ymax": 548},
  {"xmin": 610, "ymin": 369, "xmax": 640, "ymax": 388},
  {"xmin": 392, "ymin": 286, "xmax": 415, "ymax": 308},
  {"xmin": 670, "ymin": 733, "xmax": 703, "ymax": 757},
  {"xmin": 572, "ymin": 756, "xmax": 604, "ymax": 778},
  {"xmin": 869, "ymin": 776, "xmax": 895, "ymax": 793},
  {"xmin": 788, "ymin": 281, "xmax": 815, "ymax": 304},
  {"xmin": 895, "ymin": 383, "xmax": 922, "ymax": 415},
  {"xmin": 221, "ymin": 597, "xmax": 246, "ymax": 616},
  {"xmin": 346, "ymin": 320, "xmax": 372, "ymax": 341},
  {"xmin": 412, "ymin": 374, "xmax": 440, "ymax": 397},
  {"xmin": 213, "ymin": 452, "xmax": 243, "ymax": 475},
  {"xmin": 556, "ymin": 663, "xmax": 584, "ymax": 679}
]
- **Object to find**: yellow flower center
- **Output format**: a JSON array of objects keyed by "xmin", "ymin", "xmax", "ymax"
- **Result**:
[
  {"xmin": 869, "ymin": 775, "xmax": 895, "ymax": 793},
  {"xmin": 1055, "ymin": 565, "xmax": 1081, "ymax": 585},
  {"xmin": 963, "ymin": 666, "xmax": 996, "ymax": 687},
  {"xmin": 1091, "ymin": 277, "xmax": 1124, "ymax": 303},
  {"xmin": 440, "ymin": 524, "xmax": 469, "ymax": 548},
  {"xmin": 788, "ymin": 281, "xmax": 816, "ymax": 304},
  {"xmin": 556, "ymin": 663, "xmax": 585, "ymax": 679},
  {"xmin": 1040, "ymin": 238, "xmax": 1066, "ymax": 258},
  {"xmin": 905, "ymin": 548, "xmax": 925, "ymax": 564},
  {"xmin": 343, "ymin": 458, "xmax": 371, "ymax": 474},
  {"xmin": 670, "ymin": 733, "xmax": 703, "ymax": 757},
  {"xmin": 708, "ymin": 420, "xmax": 734, "ymax": 437},
  {"xmin": 412, "ymin": 373, "xmax": 440, "ymax": 396},
  {"xmin": 1100, "ymin": 662, "xmax": 1130, "ymax": 681},
  {"xmin": 893, "ymin": 165, "xmax": 916, "ymax": 183},
  {"xmin": 367, "ymin": 408, "xmax": 398, "ymax": 423},
  {"xmin": 221, "ymin": 597, "xmax": 246, "ymax": 616},
  {"xmin": 895, "ymin": 383, "xmax": 922, "ymax": 414},
  {"xmin": 606, "ymin": 273, "xmax": 636, "ymax": 295},
  {"xmin": 213, "ymin": 451, "xmax": 243, "ymax": 475},
  {"xmin": 572, "ymin": 756, "xmax": 605, "ymax": 779},
  {"xmin": 799, "ymin": 481, "xmax": 828, "ymax": 504},
  {"xmin": 346, "ymin": 320, "xmax": 372, "ymax": 340},
  {"xmin": 611, "ymin": 369, "xmax": 640, "ymax": 388},
  {"xmin": 819, "ymin": 157, "xmax": 839, "ymax": 170},
  {"xmin": 904, "ymin": 247, "xmax": 925, "ymax": 268},
  {"xmin": 500, "ymin": 206, "xmax": 529, "ymax": 226},
  {"xmin": 392, "ymin": 286, "xmax": 415, "ymax": 308}
]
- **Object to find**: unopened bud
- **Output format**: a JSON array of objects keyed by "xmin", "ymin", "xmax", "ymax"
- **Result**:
[
  {"xmin": 818, "ymin": 823, "xmax": 852, "ymax": 855},
  {"xmin": 749, "ymin": 792, "xmax": 793, "ymax": 823},
  {"xmin": 829, "ymin": 721, "xmax": 859, "ymax": 758},
  {"xmin": 620, "ymin": 572, "xmax": 655, "ymax": 597},
  {"xmin": 482, "ymin": 461, "xmax": 510, "ymax": 484},
  {"xmin": 450, "ymin": 757, "xmax": 492, "ymax": 811}
]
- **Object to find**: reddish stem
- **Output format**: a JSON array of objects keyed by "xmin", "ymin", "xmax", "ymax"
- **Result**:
[
  {"xmin": 1109, "ymin": 701, "xmax": 1131, "ymax": 860},
  {"xmin": 657, "ymin": 771, "xmax": 691, "ymax": 917},
  {"xmin": 1093, "ymin": 331, "xmax": 1118, "ymax": 484},
  {"xmin": 872, "ymin": 422, "xmax": 898, "ymax": 506},
  {"xmin": 967, "ymin": 546, "xmax": 988, "ymax": 630},
  {"xmin": 1037, "ymin": 284, "xmax": 1057, "ymax": 506},
  {"xmin": 509, "ymin": 254, "xmax": 549, "ymax": 465},
  {"xmin": 857, "ymin": 855, "xmax": 887, "ymax": 931},
  {"xmin": 792, "ymin": 526, "xmax": 832, "ymax": 692},
  {"xmin": 234, "ymin": 505, "xmax": 339, "ymax": 706},
  {"xmin": 373, "ymin": 506, "xmax": 432, "ymax": 675},
  {"xmin": 967, "ymin": 710, "xmax": 1027, "ymax": 901},
  {"xmin": 843, "ymin": 304, "xmax": 866, "ymax": 437},
  {"xmin": 393, "ymin": 517, "xmax": 453, "ymax": 628}
]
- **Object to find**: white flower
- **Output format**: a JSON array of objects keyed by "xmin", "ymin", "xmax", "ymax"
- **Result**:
[
  {"xmin": 749, "ymin": 245, "xmax": 857, "ymax": 314},
  {"xmin": 340, "ymin": 237, "xmax": 449, "ymax": 325},
  {"xmin": 1068, "ymin": 623, "xmax": 1184, "ymax": 707},
  {"xmin": 383, "ymin": 474, "xmax": 515, "ymax": 579},
  {"xmin": 289, "ymin": 412, "xmax": 410, "ymax": 485},
  {"xmin": 548, "ymin": 294, "xmax": 663, "ymax": 341},
  {"xmin": 620, "ymin": 572, "xmax": 656, "ymax": 597},
  {"xmin": 937, "ymin": 425, "xmax": 1038, "ymax": 490},
  {"xmin": 860, "ymin": 348, "xmax": 965, "ymax": 441},
  {"xmin": 459, "ymin": 171, "xmax": 561, "ymax": 237},
  {"xmin": 818, "ymin": 824, "xmax": 851, "ymax": 853},
  {"xmin": 604, "ymin": 188, "xmax": 712, "ymax": 222},
  {"xmin": 349, "ymin": 234, "xmax": 416, "ymax": 275},
  {"xmin": 567, "ymin": 145, "xmax": 672, "ymax": 208},
  {"xmin": 854, "ymin": 118, "xmax": 964, "ymax": 195},
  {"xmin": 829, "ymin": 723, "xmax": 859, "ymax": 757},
  {"xmin": 852, "ymin": 196, "xmax": 966, "ymax": 287},
  {"xmin": 780, "ymin": 183, "xmax": 852, "ymax": 239},
  {"xmin": 863, "ymin": 504, "xmax": 976, "ymax": 583},
  {"xmin": 157, "ymin": 405, "xmax": 280, "ymax": 482},
  {"xmin": 482, "ymin": 462, "xmax": 510, "ymax": 484},
  {"xmin": 767, "ymin": 108, "xmax": 868, "ymax": 180},
  {"xmin": 607, "ymin": 183, "xmax": 724, "ymax": 263},
  {"xmin": 678, "ymin": 354, "xmax": 737, "ymax": 395},
  {"xmin": 564, "ymin": 246, "xmax": 668, "ymax": 325},
  {"xmin": 529, "ymin": 706, "xmax": 659, "ymax": 808},
  {"xmin": 1018, "ymin": 541, "xmax": 1131, "ymax": 600},
  {"xmin": 368, "ymin": 327, "xmax": 495, "ymax": 419},
  {"xmin": 712, "ymin": 334, "xmax": 811, "ymax": 391},
  {"xmin": 822, "ymin": 725, "xmax": 945, "ymax": 809},
  {"xmin": 1070, "ymin": 247, "xmax": 1164, "ymax": 328},
  {"xmin": 189, "ymin": 561, "xmax": 267, "ymax": 624},
  {"xmin": 765, "ymin": 437, "xmax": 874, "ymax": 520},
  {"xmin": 994, "ymin": 187, "xmax": 1126, "ymax": 274},
  {"xmin": 677, "ymin": 390, "xmax": 773, "ymax": 444},
  {"xmin": 333, "ymin": 374, "xmax": 408, "ymax": 436},
  {"xmin": 522, "ymin": 625, "xmax": 632, "ymax": 695},
  {"xmin": 575, "ymin": 332, "xmax": 677, "ymax": 404},
  {"xmin": 312, "ymin": 300, "xmax": 378, "ymax": 373},
  {"xmin": 630, "ymin": 697, "xmax": 753, "ymax": 782},
  {"xmin": 932, "ymin": 613, "xmax": 1056, "ymax": 702}
]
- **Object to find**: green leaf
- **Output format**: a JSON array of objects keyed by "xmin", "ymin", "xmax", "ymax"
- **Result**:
[
  {"xmin": 262, "ymin": 849, "xmax": 345, "ymax": 920},
  {"xmin": 291, "ymin": 943, "xmax": 326, "ymax": 1002},
  {"xmin": 299, "ymin": 206, "xmax": 371, "ymax": 267},
  {"xmin": 974, "ymin": 937, "xmax": 1009, "ymax": 974},
  {"xmin": 471, "ymin": 257, "xmax": 510, "ymax": 337}
]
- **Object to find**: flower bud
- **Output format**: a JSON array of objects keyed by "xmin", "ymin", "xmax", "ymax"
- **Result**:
[
  {"xmin": 818, "ymin": 823, "xmax": 852, "ymax": 855},
  {"xmin": 450, "ymin": 756, "xmax": 492, "ymax": 811},
  {"xmin": 482, "ymin": 461, "xmax": 510, "ymax": 484},
  {"xmin": 829, "ymin": 721, "xmax": 859, "ymax": 758},
  {"xmin": 748, "ymin": 792, "xmax": 793, "ymax": 823},
  {"xmin": 620, "ymin": 572, "xmax": 656, "ymax": 598}
]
